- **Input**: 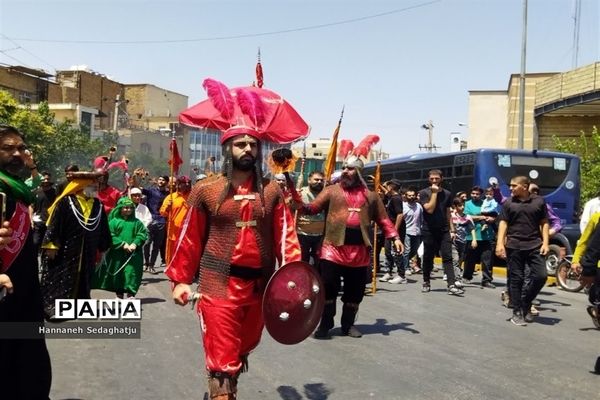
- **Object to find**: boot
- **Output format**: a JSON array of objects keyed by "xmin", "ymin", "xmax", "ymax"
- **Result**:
[
  {"xmin": 207, "ymin": 372, "xmax": 237, "ymax": 400},
  {"xmin": 314, "ymin": 300, "xmax": 336, "ymax": 339},
  {"xmin": 341, "ymin": 303, "xmax": 362, "ymax": 338}
]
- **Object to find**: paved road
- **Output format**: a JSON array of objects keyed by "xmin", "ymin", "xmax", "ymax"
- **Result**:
[{"xmin": 47, "ymin": 269, "xmax": 599, "ymax": 400}]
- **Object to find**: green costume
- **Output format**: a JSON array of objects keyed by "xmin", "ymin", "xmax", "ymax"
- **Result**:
[{"xmin": 93, "ymin": 197, "xmax": 148, "ymax": 296}]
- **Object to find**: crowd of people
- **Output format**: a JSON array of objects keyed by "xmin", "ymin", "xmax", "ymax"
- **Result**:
[
  {"xmin": 2, "ymin": 122, "xmax": 600, "ymax": 399},
  {"xmin": 0, "ymin": 124, "xmax": 204, "ymax": 398}
]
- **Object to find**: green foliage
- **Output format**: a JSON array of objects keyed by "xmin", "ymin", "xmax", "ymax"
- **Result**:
[
  {"xmin": 553, "ymin": 126, "xmax": 600, "ymax": 204},
  {"xmin": 0, "ymin": 90, "xmax": 106, "ymax": 177},
  {"xmin": 126, "ymin": 151, "xmax": 169, "ymax": 178}
]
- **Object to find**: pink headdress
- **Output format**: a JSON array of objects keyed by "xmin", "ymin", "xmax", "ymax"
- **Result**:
[
  {"xmin": 202, "ymin": 78, "xmax": 266, "ymax": 144},
  {"xmin": 203, "ymin": 78, "xmax": 235, "ymax": 121}
]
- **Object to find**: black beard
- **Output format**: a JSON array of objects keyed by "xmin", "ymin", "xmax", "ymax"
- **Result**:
[
  {"xmin": 2, "ymin": 158, "xmax": 25, "ymax": 175},
  {"xmin": 233, "ymin": 155, "xmax": 256, "ymax": 171},
  {"xmin": 309, "ymin": 183, "xmax": 323, "ymax": 193}
]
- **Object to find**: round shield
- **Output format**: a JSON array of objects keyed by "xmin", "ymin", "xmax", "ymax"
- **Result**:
[{"xmin": 263, "ymin": 261, "xmax": 325, "ymax": 345}]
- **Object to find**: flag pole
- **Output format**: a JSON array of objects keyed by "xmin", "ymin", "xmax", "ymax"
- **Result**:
[
  {"xmin": 165, "ymin": 133, "xmax": 177, "ymax": 265},
  {"xmin": 371, "ymin": 148, "xmax": 382, "ymax": 294},
  {"xmin": 323, "ymin": 106, "xmax": 345, "ymax": 182}
]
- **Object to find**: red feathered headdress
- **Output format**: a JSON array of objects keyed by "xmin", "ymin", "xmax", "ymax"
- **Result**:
[
  {"xmin": 203, "ymin": 78, "xmax": 235, "ymax": 122},
  {"xmin": 94, "ymin": 154, "xmax": 128, "ymax": 174},
  {"xmin": 343, "ymin": 134, "xmax": 380, "ymax": 169},
  {"xmin": 337, "ymin": 139, "xmax": 354, "ymax": 159},
  {"xmin": 352, "ymin": 134, "xmax": 380, "ymax": 159},
  {"xmin": 201, "ymin": 78, "xmax": 267, "ymax": 144}
]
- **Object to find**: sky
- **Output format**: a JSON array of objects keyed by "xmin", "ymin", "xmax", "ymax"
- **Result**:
[{"xmin": 1, "ymin": 0, "xmax": 599, "ymax": 157}]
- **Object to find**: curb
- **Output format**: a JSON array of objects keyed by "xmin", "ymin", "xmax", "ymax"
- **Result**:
[{"xmin": 433, "ymin": 257, "xmax": 557, "ymax": 286}]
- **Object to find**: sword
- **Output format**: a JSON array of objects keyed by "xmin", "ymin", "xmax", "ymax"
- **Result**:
[{"xmin": 110, "ymin": 252, "xmax": 136, "ymax": 276}]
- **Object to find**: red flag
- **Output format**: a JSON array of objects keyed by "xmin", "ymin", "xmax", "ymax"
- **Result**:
[
  {"xmin": 256, "ymin": 62, "xmax": 264, "ymax": 88},
  {"xmin": 168, "ymin": 138, "xmax": 183, "ymax": 175},
  {"xmin": 256, "ymin": 48, "xmax": 264, "ymax": 88}
]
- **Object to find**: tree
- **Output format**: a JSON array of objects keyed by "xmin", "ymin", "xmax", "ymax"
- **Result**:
[
  {"xmin": 553, "ymin": 126, "xmax": 600, "ymax": 204},
  {"xmin": 0, "ymin": 90, "xmax": 106, "ymax": 178},
  {"xmin": 126, "ymin": 150, "xmax": 170, "ymax": 178}
]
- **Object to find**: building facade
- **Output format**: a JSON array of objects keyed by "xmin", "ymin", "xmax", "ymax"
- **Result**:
[{"xmin": 468, "ymin": 63, "xmax": 600, "ymax": 151}]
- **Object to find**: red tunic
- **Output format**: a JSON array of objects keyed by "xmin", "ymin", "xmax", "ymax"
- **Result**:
[
  {"xmin": 315, "ymin": 185, "xmax": 398, "ymax": 267},
  {"xmin": 166, "ymin": 176, "xmax": 301, "ymax": 375},
  {"xmin": 97, "ymin": 185, "xmax": 122, "ymax": 214}
]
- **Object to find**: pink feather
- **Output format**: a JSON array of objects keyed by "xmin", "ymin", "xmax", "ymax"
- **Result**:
[
  {"xmin": 337, "ymin": 139, "xmax": 354, "ymax": 159},
  {"xmin": 202, "ymin": 78, "xmax": 235, "ymax": 121},
  {"xmin": 235, "ymin": 88, "xmax": 266, "ymax": 128},
  {"xmin": 352, "ymin": 134, "xmax": 380, "ymax": 158}
]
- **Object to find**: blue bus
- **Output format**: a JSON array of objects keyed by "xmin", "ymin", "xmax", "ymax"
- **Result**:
[{"xmin": 363, "ymin": 148, "xmax": 580, "ymax": 226}]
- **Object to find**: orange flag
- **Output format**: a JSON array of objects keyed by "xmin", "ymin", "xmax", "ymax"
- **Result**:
[{"xmin": 323, "ymin": 107, "xmax": 344, "ymax": 181}]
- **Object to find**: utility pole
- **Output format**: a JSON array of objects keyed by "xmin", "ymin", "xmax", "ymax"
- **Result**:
[
  {"xmin": 518, "ymin": 0, "xmax": 528, "ymax": 149},
  {"xmin": 419, "ymin": 120, "xmax": 440, "ymax": 152},
  {"xmin": 572, "ymin": 0, "xmax": 582, "ymax": 69},
  {"xmin": 113, "ymin": 94, "xmax": 120, "ymax": 132}
]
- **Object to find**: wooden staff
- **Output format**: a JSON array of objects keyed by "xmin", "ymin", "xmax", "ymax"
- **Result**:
[
  {"xmin": 371, "ymin": 221, "xmax": 378, "ymax": 294},
  {"xmin": 371, "ymin": 153, "xmax": 382, "ymax": 294},
  {"xmin": 165, "ymin": 134, "xmax": 177, "ymax": 265}
]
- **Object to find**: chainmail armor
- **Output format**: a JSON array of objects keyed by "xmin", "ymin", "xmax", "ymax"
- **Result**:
[{"xmin": 188, "ymin": 175, "xmax": 282, "ymax": 298}]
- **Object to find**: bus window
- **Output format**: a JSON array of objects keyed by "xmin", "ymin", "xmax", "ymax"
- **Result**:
[
  {"xmin": 454, "ymin": 164, "xmax": 474, "ymax": 177},
  {"xmin": 494, "ymin": 154, "xmax": 571, "ymax": 195}
]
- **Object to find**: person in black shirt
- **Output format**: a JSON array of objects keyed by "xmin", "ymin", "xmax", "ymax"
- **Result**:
[
  {"xmin": 379, "ymin": 179, "xmax": 406, "ymax": 284},
  {"xmin": 496, "ymin": 175, "xmax": 549, "ymax": 326},
  {"xmin": 419, "ymin": 169, "xmax": 463, "ymax": 295},
  {"xmin": 32, "ymin": 172, "xmax": 57, "ymax": 254}
]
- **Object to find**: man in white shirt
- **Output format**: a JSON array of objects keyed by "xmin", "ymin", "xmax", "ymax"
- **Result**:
[
  {"xmin": 580, "ymin": 195, "xmax": 600, "ymax": 233},
  {"xmin": 130, "ymin": 187, "xmax": 152, "ymax": 228}
]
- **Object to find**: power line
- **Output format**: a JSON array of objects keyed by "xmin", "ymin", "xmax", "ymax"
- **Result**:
[
  {"xmin": 0, "ymin": 34, "xmax": 58, "ymax": 72},
  {"xmin": 0, "ymin": 49, "xmax": 33, "ymax": 68},
  {"xmin": 6, "ymin": 1, "xmax": 442, "ymax": 45}
]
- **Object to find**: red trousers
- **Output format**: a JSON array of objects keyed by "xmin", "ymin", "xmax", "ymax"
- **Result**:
[{"xmin": 198, "ymin": 276, "xmax": 264, "ymax": 375}]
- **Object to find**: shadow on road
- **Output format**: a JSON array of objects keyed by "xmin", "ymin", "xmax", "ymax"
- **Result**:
[
  {"xmin": 531, "ymin": 316, "xmax": 561, "ymax": 326},
  {"xmin": 277, "ymin": 382, "xmax": 332, "ymax": 399},
  {"xmin": 357, "ymin": 318, "xmax": 419, "ymax": 335},
  {"xmin": 140, "ymin": 297, "xmax": 166, "ymax": 305},
  {"xmin": 141, "ymin": 277, "xmax": 168, "ymax": 285}
]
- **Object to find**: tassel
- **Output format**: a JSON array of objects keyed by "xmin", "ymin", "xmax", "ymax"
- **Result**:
[
  {"xmin": 235, "ymin": 88, "xmax": 266, "ymax": 128},
  {"xmin": 240, "ymin": 354, "xmax": 249, "ymax": 373},
  {"xmin": 203, "ymin": 78, "xmax": 235, "ymax": 121}
]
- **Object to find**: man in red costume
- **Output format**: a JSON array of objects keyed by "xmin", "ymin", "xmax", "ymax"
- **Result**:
[
  {"xmin": 166, "ymin": 125, "xmax": 301, "ymax": 400},
  {"xmin": 302, "ymin": 147, "xmax": 403, "ymax": 339}
]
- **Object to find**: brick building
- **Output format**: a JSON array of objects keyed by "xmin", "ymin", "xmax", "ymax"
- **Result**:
[{"xmin": 468, "ymin": 62, "xmax": 600, "ymax": 151}]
